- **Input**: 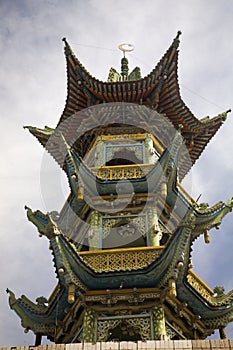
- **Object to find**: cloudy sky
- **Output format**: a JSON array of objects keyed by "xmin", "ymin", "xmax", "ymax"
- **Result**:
[{"xmin": 1, "ymin": 0, "xmax": 233, "ymax": 346}]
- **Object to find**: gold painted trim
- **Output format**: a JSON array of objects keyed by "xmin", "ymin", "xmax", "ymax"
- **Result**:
[
  {"xmin": 90, "ymin": 163, "xmax": 154, "ymax": 180},
  {"xmin": 91, "ymin": 163, "xmax": 153, "ymax": 170},
  {"xmin": 85, "ymin": 287, "xmax": 162, "ymax": 296},
  {"xmin": 79, "ymin": 245, "xmax": 165, "ymax": 255},
  {"xmin": 187, "ymin": 270, "xmax": 215, "ymax": 304},
  {"xmin": 91, "ymin": 133, "xmax": 164, "ymax": 154},
  {"xmin": 188, "ymin": 270, "xmax": 214, "ymax": 295}
]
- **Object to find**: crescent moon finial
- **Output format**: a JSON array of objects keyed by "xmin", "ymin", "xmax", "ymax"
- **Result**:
[{"xmin": 118, "ymin": 43, "xmax": 134, "ymax": 56}]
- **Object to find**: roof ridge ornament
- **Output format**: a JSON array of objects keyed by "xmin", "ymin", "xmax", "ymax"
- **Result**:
[
  {"xmin": 62, "ymin": 37, "xmax": 74, "ymax": 57},
  {"xmin": 217, "ymin": 108, "xmax": 231, "ymax": 121},
  {"xmin": 172, "ymin": 30, "xmax": 182, "ymax": 49},
  {"xmin": 108, "ymin": 43, "xmax": 141, "ymax": 82},
  {"xmin": 118, "ymin": 43, "xmax": 134, "ymax": 81},
  {"xmin": 201, "ymin": 109, "xmax": 232, "ymax": 124}
]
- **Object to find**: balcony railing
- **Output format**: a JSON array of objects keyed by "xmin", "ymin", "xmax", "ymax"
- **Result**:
[
  {"xmin": 187, "ymin": 270, "xmax": 214, "ymax": 303},
  {"xmin": 79, "ymin": 246, "xmax": 165, "ymax": 273},
  {"xmin": 79, "ymin": 248, "xmax": 216, "ymax": 305}
]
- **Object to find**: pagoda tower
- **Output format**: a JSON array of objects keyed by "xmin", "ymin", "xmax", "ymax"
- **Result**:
[{"xmin": 7, "ymin": 32, "xmax": 233, "ymax": 346}]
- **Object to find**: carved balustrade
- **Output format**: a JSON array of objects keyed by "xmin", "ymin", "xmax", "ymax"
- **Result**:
[
  {"xmin": 79, "ymin": 246, "xmax": 164, "ymax": 273},
  {"xmin": 187, "ymin": 270, "xmax": 214, "ymax": 303}
]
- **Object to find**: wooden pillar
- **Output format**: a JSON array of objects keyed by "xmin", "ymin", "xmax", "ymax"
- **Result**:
[
  {"xmin": 89, "ymin": 211, "xmax": 101, "ymax": 250},
  {"xmin": 152, "ymin": 304, "xmax": 166, "ymax": 340},
  {"xmin": 219, "ymin": 326, "xmax": 227, "ymax": 339},
  {"xmin": 35, "ymin": 334, "xmax": 42, "ymax": 346},
  {"xmin": 82, "ymin": 308, "xmax": 96, "ymax": 342},
  {"xmin": 144, "ymin": 137, "xmax": 157, "ymax": 164},
  {"xmin": 95, "ymin": 139, "xmax": 105, "ymax": 167},
  {"xmin": 148, "ymin": 208, "xmax": 163, "ymax": 246}
]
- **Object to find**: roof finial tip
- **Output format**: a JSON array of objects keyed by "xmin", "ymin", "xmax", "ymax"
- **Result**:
[
  {"xmin": 62, "ymin": 38, "xmax": 68, "ymax": 47},
  {"xmin": 173, "ymin": 31, "xmax": 182, "ymax": 49},
  {"xmin": 62, "ymin": 38, "xmax": 73, "ymax": 56},
  {"xmin": 217, "ymin": 109, "xmax": 231, "ymax": 122}
]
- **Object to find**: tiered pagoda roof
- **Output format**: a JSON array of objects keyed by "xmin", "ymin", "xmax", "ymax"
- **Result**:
[
  {"xmin": 7, "ymin": 194, "xmax": 233, "ymax": 342},
  {"xmin": 25, "ymin": 31, "xmax": 230, "ymax": 179},
  {"xmin": 8, "ymin": 32, "xmax": 233, "ymax": 344}
]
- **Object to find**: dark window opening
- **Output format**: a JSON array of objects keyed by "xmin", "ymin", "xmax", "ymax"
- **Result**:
[
  {"xmin": 102, "ymin": 221, "xmax": 146, "ymax": 250},
  {"xmin": 106, "ymin": 148, "xmax": 143, "ymax": 166}
]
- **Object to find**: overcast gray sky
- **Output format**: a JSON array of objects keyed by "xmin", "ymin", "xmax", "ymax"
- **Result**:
[{"xmin": 1, "ymin": 0, "xmax": 233, "ymax": 346}]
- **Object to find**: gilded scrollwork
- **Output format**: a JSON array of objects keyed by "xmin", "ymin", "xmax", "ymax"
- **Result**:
[
  {"xmin": 152, "ymin": 304, "xmax": 166, "ymax": 339},
  {"xmin": 97, "ymin": 319, "xmax": 121, "ymax": 341},
  {"xmin": 187, "ymin": 271, "xmax": 214, "ymax": 303},
  {"xmin": 166, "ymin": 326, "xmax": 176, "ymax": 339},
  {"xmin": 79, "ymin": 247, "xmax": 164, "ymax": 273},
  {"xmin": 166, "ymin": 322, "xmax": 185, "ymax": 339},
  {"xmin": 125, "ymin": 316, "xmax": 151, "ymax": 340},
  {"xmin": 82, "ymin": 308, "xmax": 96, "ymax": 342},
  {"xmin": 91, "ymin": 164, "xmax": 153, "ymax": 180},
  {"xmin": 96, "ymin": 313, "xmax": 151, "ymax": 341}
]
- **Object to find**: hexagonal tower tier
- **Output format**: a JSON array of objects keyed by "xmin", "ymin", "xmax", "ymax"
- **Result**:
[{"xmin": 7, "ymin": 32, "xmax": 233, "ymax": 345}]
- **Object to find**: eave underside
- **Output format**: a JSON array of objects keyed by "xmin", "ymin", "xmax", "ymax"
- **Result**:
[
  {"xmin": 25, "ymin": 36, "xmax": 228, "ymax": 179},
  {"xmin": 53, "ymin": 36, "xmax": 228, "ymax": 178}
]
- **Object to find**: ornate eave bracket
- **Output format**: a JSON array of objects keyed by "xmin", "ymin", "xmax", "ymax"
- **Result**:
[
  {"xmin": 25, "ymin": 206, "xmax": 60, "ymax": 239},
  {"xmin": 51, "ymin": 235, "xmax": 88, "ymax": 293},
  {"xmin": 158, "ymin": 210, "xmax": 195, "ymax": 296},
  {"xmin": 24, "ymin": 206, "xmax": 87, "ymax": 296},
  {"xmin": 6, "ymin": 289, "xmax": 55, "ymax": 336},
  {"xmin": 191, "ymin": 197, "xmax": 233, "ymax": 242},
  {"xmin": 200, "ymin": 109, "xmax": 231, "ymax": 125}
]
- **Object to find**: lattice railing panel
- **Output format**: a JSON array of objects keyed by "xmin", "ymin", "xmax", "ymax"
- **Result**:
[
  {"xmin": 187, "ymin": 270, "xmax": 214, "ymax": 303},
  {"xmin": 79, "ymin": 247, "xmax": 164, "ymax": 273}
]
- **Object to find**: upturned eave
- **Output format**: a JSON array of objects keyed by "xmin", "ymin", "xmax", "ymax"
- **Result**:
[{"xmin": 23, "ymin": 32, "xmax": 231, "ymax": 179}]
